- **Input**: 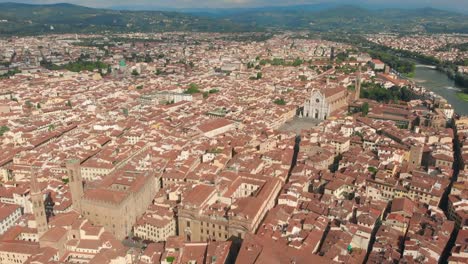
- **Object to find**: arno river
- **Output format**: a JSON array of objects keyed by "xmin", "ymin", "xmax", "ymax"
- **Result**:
[{"xmin": 412, "ymin": 65, "xmax": 468, "ymax": 115}]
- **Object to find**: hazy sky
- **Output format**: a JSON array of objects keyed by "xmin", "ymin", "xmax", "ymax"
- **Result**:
[{"xmin": 1, "ymin": 0, "xmax": 467, "ymax": 10}]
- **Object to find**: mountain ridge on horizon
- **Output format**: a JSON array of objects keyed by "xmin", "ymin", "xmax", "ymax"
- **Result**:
[
  {"xmin": 109, "ymin": 2, "xmax": 468, "ymax": 15},
  {"xmin": 0, "ymin": 1, "xmax": 466, "ymax": 15},
  {"xmin": 0, "ymin": 2, "xmax": 467, "ymax": 35}
]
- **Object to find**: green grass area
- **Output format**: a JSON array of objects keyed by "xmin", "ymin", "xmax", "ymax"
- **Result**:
[
  {"xmin": 403, "ymin": 72, "xmax": 415, "ymax": 78},
  {"xmin": 456, "ymin": 92, "xmax": 468, "ymax": 102}
]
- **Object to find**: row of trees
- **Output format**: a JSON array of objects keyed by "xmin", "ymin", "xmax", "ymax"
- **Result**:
[
  {"xmin": 360, "ymin": 82, "xmax": 413, "ymax": 103},
  {"xmin": 436, "ymin": 42, "xmax": 468, "ymax": 52},
  {"xmin": 203, "ymin": 89, "xmax": 219, "ymax": 99},
  {"xmin": 436, "ymin": 61, "xmax": 468, "ymax": 91},
  {"xmin": 41, "ymin": 59, "xmax": 108, "ymax": 73},
  {"xmin": 0, "ymin": 69, "xmax": 21, "ymax": 79},
  {"xmin": 259, "ymin": 57, "xmax": 304, "ymax": 67},
  {"xmin": 368, "ymin": 50, "xmax": 415, "ymax": 74}
]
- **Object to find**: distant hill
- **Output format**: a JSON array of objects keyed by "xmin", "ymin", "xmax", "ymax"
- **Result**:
[
  {"xmin": 0, "ymin": 2, "xmax": 251, "ymax": 35},
  {"xmin": 0, "ymin": 2, "xmax": 467, "ymax": 35},
  {"xmin": 111, "ymin": 3, "xmax": 340, "ymax": 15},
  {"xmin": 214, "ymin": 5, "xmax": 468, "ymax": 33}
]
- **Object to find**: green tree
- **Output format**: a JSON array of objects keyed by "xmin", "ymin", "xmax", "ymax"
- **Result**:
[
  {"xmin": 361, "ymin": 102, "xmax": 369, "ymax": 116},
  {"xmin": 0, "ymin": 126, "xmax": 9, "ymax": 136},
  {"xmin": 256, "ymin": 72, "xmax": 263, "ymax": 79},
  {"xmin": 360, "ymin": 82, "xmax": 412, "ymax": 103},
  {"xmin": 184, "ymin": 83, "xmax": 201, "ymax": 94},
  {"xmin": 25, "ymin": 100, "xmax": 33, "ymax": 108},
  {"xmin": 273, "ymin": 98, "xmax": 286, "ymax": 105},
  {"xmin": 0, "ymin": 69, "xmax": 21, "ymax": 79},
  {"xmin": 37, "ymin": 103, "xmax": 41, "ymax": 109},
  {"xmin": 144, "ymin": 54, "xmax": 153, "ymax": 63},
  {"xmin": 292, "ymin": 58, "xmax": 303, "ymax": 67},
  {"xmin": 131, "ymin": 69, "xmax": 139, "ymax": 76},
  {"xmin": 42, "ymin": 60, "xmax": 108, "ymax": 73},
  {"xmin": 368, "ymin": 167, "xmax": 378, "ymax": 174},
  {"xmin": 330, "ymin": 154, "xmax": 343, "ymax": 172}
]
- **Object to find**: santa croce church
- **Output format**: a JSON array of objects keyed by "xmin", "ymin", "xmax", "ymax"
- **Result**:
[{"xmin": 302, "ymin": 86, "xmax": 349, "ymax": 120}]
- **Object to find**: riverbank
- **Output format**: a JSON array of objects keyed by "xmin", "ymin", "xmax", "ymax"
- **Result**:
[
  {"xmin": 411, "ymin": 65, "xmax": 468, "ymax": 115},
  {"xmin": 457, "ymin": 92, "xmax": 468, "ymax": 102},
  {"xmin": 404, "ymin": 54, "xmax": 468, "ymax": 90}
]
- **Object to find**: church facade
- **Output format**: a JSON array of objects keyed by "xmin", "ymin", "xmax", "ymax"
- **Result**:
[{"xmin": 303, "ymin": 87, "xmax": 348, "ymax": 120}]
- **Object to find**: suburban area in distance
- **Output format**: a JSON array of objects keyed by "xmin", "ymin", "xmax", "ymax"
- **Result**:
[{"xmin": 0, "ymin": 1, "xmax": 468, "ymax": 263}]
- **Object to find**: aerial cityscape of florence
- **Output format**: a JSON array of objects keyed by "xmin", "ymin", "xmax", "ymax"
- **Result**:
[{"xmin": 0, "ymin": 0, "xmax": 467, "ymax": 263}]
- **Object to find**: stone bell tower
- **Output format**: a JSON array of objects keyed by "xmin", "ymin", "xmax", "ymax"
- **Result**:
[
  {"xmin": 67, "ymin": 159, "xmax": 84, "ymax": 214},
  {"xmin": 30, "ymin": 167, "xmax": 48, "ymax": 236},
  {"xmin": 355, "ymin": 65, "xmax": 362, "ymax": 101}
]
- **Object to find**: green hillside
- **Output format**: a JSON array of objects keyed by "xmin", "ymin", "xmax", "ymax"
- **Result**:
[
  {"xmin": 0, "ymin": 3, "xmax": 251, "ymax": 35},
  {"xmin": 0, "ymin": 3, "xmax": 467, "ymax": 35},
  {"xmin": 220, "ymin": 6, "xmax": 468, "ymax": 33}
]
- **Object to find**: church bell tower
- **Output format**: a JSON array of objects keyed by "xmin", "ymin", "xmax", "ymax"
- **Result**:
[
  {"xmin": 67, "ymin": 159, "xmax": 84, "ymax": 214},
  {"xmin": 355, "ymin": 65, "xmax": 362, "ymax": 101},
  {"xmin": 30, "ymin": 167, "xmax": 48, "ymax": 236}
]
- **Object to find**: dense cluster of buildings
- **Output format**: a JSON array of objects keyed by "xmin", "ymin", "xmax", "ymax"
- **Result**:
[
  {"xmin": 366, "ymin": 33, "xmax": 468, "ymax": 62},
  {"xmin": 0, "ymin": 32, "xmax": 465, "ymax": 263}
]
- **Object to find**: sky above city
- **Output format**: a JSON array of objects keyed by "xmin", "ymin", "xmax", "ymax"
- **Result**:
[{"xmin": 1, "ymin": 0, "xmax": 467, "ymax": 10}]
